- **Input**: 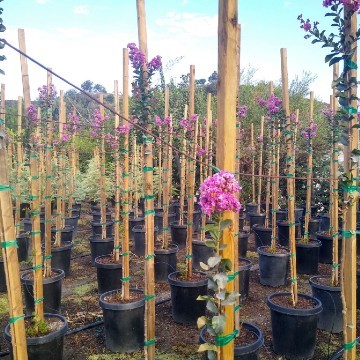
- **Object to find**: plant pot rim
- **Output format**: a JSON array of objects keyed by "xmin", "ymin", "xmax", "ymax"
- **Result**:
[
  {"xmin": 63, "ymin": 215, "xmax": 79, "ymax": 221},
  {"xmin": 277, "ymin": 220, "xmax": 300, "ymax": 226},
  {"xmin": 252, "ymin": 224, "xmax": 272, "ymax": 232},
  {"xmin": 309, "ymin": 275, "xmax": 341, "ymax": 291},
  {"xmin": 51, "ymin": 225, "xmax": 74, "ymax": 233},
  {"xmin": 315, "ymin": 231, "xmax": 342, "ymax": 240},
  {"xmin": 94, "ymin": 254, "xmax": 122, "ymax": 269},
  {"xmin": 155, "ymin": 212, "xmax": 176, "ymax": 217},
  {"xmin": 169, "ymin": 221, "xmax": 187, "ymax": 229},
  {"xmin": 238, "ymin": 257, "xmax": 252, "ymax": 270},
  {"xmin": 50, "ymin": 241, "xmax": 73, "ymax": 252},
  {"xmin": 132, "ymin": 225, "xmax": 158, "ymax": 232},
  {"xmin": 248, "ymin": 212, "xmax": 266, "ymax": 217},
  {"xmin": 267, "ymin": 292, "xmax": 322, "ymax": 316},
  {"xmin": 16, "ymin": 232, "xmax": 29, "ymax": 239},
  {"xmin": 89, "ymin": 236, "xmax": 114, "ymax": 243},
  {"xmin": 99, "ymin": 288, "xmax": 145, "ymax": 310},
  {"xmin": 296, "ymin": 239, "xmax": 321, "ymax": 248},
  {"xmin": 192, "ymin": 239, "xmax": 211, "ymax": 246},
  {"xmin": 257, "ymin": 246, "xmax": 290, "ymax": 257},
  {"xmin": 238, "ymin": 231, "xmax": 250, "ymax": 238},
  {"xmin": 199, "ymin": 322, "xmax": 264, "ymax": 356},
  {"xmin": 168, "ymin": 271, "xmax": 208, "ymax": 288},
  {"xmin": 129, "ymin": 217, "xmax": 144, "ymax": 221},
  {"xmin": 91, "ymin": 220, "xmax": 114, "ymax": 226},
  {"xmin": 21, "ymin": 268, "xmax": 65, "ymax": 285},
  {"xmin": 4, "ymin": 313, "xmax": 68, "ymax": 345},
  {"xmin": 154, "ymin": 243, "xmax": 178, "ymax": 254}
]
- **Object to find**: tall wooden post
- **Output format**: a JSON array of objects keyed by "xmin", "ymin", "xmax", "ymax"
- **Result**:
[
  {"xmin": 137, "ymin": 1, "xmax": 155, "ymax": 358},
  {"xmin": 257, "ymin": 118, "xmax": 264, "ymax": 211},
  {"xmin": 18, "ymin": 29, "xmax": 31, "ymax": 109},
  {"xmin": 281, "ymin": 48, "xmax": 297, "ymax": 305},
  {"xmin": 99, "ymin": 94, "xmax": 107, "ymax": 240},
  {"xmin": 44, "ymin": 71, "xmax": 53, "ymax": 278},
  {"xmin": 342, "ymin": 5, "xmax": 357, "ymax": 358},
  {"xmin": 15, "ymin": 97, "xmax": 23, "ymax": 236},
  {"xmin": 217, "ymin": 1, "xmax": 238, "ymax": 358},
  {"xmin": 122, "ymin": 48, "xmax": 130, "ymax": 299},
  {"xmin": 0, "ymin": 84, "xmax": 5, "ymax": 129},
  {"xmin": 250, "ymin": 123, "xmax": 255, "ymax": 204},
  {"xmin": 179, "ymin": 105, "xmax": 188, "ymax": 226}
]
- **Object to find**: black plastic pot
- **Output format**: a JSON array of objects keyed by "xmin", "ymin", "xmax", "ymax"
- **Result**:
[
  {"xmin": 129, "ymin": 217, "xmax": 144, "ymax": 240},
  {"xmin": 199, "ymin": 322, "xmax": 264, "ymax": 360},
  {"xmin": 16, "ymin": 232, "xmax": 29, "ymax": 262},
  {"xmin": 294, "ymin": 208, "xmax": 303, "ymax": 222},
  {"xmin": 267, "ymin": 292, "xmax": 322, "ymax": 360},
  {"xmin": 64, "ymin": 216, "xmax": 79, "ymax": 239},
  {"xmin": 99, "ymin": 289, "xmax": 145, "ymax": 352},
  {"xmin": 316, "ymin": 232, "xmax": 342, "ymax": 264},
  {"xmin": 258, "ymin": 246, "xmax": 289, "ymax": 287},
  {"xmin": 51, "ymin": 226, "xmax": 74, "ymax": 244},
  {"xmin": 319, "ymin": 213, "xmax": 331, "ymax": 232},
  {"xmin": 357, "ymin": 269, "xmax": 360, "ymax": 310},
  {"xmin": 295, "ymin": 239, "xmax": 321, "ymax": 275},
  {"xmin": 192, "ymin": 240, "xmax": 214, "ymax": 271},
  {"xmin": 95, "ymin": 255, "xmax": 122, "ymax": 294},
  {"xmin": 91, "ymin": 220, "xmax": 114, "ymax": 238},
  {"xmin": 276, "ymin": 210, "xmax": 288, "ymax": 222},
  {"xmin": 170, "ymin": 222, "xmax": 187, "ymax": 250},
  {"xmin": 184, "ymin": 210, "xmax": 202, "ymax": 232},
  {"xmin": 252, "ymin": 225, "xmax": 272, "ymax": 249},
  {"xmin": 168, "ymin": 271, "xmax": 208, "ymax": 325},
  {"xmin": 155, "ymin": 212, "xmax": 176, "ymax": 234},
  {"xmin": 71, "ymin": 209, "xmax": 81, "ymax": 219},
  {"xmin": 23, "ymin": 218, "xmax": 45, "ymax": 242},
  {"xmin": 309, "ymin": 275, "xmax": 342, "ymax": 333},
  {"xmin": 356, "ymin": 224, "xmax": 360, "ymax": 256},
  {"xmin": 92, "ymin": 211, "xmax": 112, "ymax": 222},
  {"xmin": 245, "ymin": 203, "xmax": 258, "ymax": 221},
  {"xmin": 238, "ymin": 258, "xmax": 252, "ymax": 300},
  {"xmin": 239, "ymin": 215, "xmax": 246, "ymax": 231},
  {"xmin": 4, "ymin": 313, "xmax": 68, "ymax": 360},
  {"xmin": 172, "ymin": 201, "xmax": 187, "ymax": 220},
  {"xmin": 249, "ymin": 213, "xmax": 266, "ymax": 231},
  {"xmin": 302, "ymin": 218, "xmax": 321, "ymax": 238},
  {"xmin": 238, "ymin": 231, "xmax": 250, "ymax": 258},
  {"xmin": 154, "ymin": 243, "xmax": 178, "ymax": 283},
  {"xmin": 132, "ymin": 225, "xmax": 158, "ymax": 257},
  {"xmin": 0, "ymin": 258, "xmax": 6, "ymax": 292},
  {"xmin": 50, "ymin": 241, "xmax": 73, "ymax": 277},
  {"xmin": 91, "ymin": 204, "xmax": 108, "ymax": 212},
  {"xmin": 277, "ymin": 220, "xmax": 299, "ymax": 247},
  {"xmin": 21, "ymin": 269, "xmax": 65, "ymax": 315},
  {"xmin": 89, "ymin": 236, "xmax": 114, "ymax": 265},
  {"xmin": 72, "ymin": 202, "xmax": 82, "ymax": 212}
]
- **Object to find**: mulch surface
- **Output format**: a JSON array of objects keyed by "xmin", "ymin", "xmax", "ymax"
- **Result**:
[{"xmin": 0, "ymin": 204, "xmax": 359, "ymax": 359}]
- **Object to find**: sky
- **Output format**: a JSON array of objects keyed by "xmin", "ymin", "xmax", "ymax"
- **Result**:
[{"xmin": 2, "ymin": 0, "xmax": 338, "ymax": 102}]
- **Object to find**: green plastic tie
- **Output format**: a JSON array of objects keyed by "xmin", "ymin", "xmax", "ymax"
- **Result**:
[
  {"xmin": 121, "ymin": 211, "xmax": 130, "ymax": 215},
  {"xmin": 34, "ymin": 297, "xmax": 44, "ymax": 304},
  {"xmin": 187, "ymin": 195, "xmax": 194, "ymax": 199},
  {"xmin": 343, "ymin": 339, "xmax": 358, "ymax": 350},
  {"xmin": 114, "ymin": 245, "xmax": 121, "ymax": 250},
  {"xmin": 30, "ymin": 231, "xmax": 41, "ymax": 236},
  {"xmin": 234, "ymin": 305, "xmax": 241, "ymax": 312},
  {"xmin": 145, "ymin": 294, "xmax": 155, "ymax": 301},
  {"xmin": 332, "ymin": 232, "xmax": 339, "ymax": 238},
  {"xmin": 228, "ymin": 271, "xmax": 240, "ymax": 281},
  {"xmin": 43, "ymin": 255, "xmax": 52, "ymax": 260},
  {"xmin": 288, "ymin": 223, "xmax": 296, "ymax": 227},
  {"xmin": 44, "ymin": 195, "xmax": 52, "ymax": 199},
  {"xmin": 144, "ymin": 209, "xmax": 155, "ymax": 216},
  {"xmin": 344, "ymin": 106, "xmax": 358, "ymax": 115},
  {"xmin": 286, "ymin": 173, "xmax": 294, "ymax": 178},
  {"xmin": 332, "ymin": 263, "xmax": 339, "ymax": 269},
  {"xmin": 122, "ymin": 173, "xmax": 129, "ymax": 178},
  {"xmin": 303, "ymin": 231, "xmax": 309, "ymax": 236},
  {"xmin": 29, "ymin": 154, "xmax": 37, "ymax": 159},
  {"xmin": 113, "ymin": 219, "xmax": 120, "ymax": 224},
  {"xmin": 144, "ymin": 194, "xmax": 154, "ymax": 200},
  {"xmin": 32, "ymin": 264, "xmax": 42, "ymax": 271},
  {"xmin": 200, "ymin": 227, "xmax": 205, "ymax": 231},
  {"xmin": 121, "ymin": 149, "xmax": 129, "ymax": 154},
  {"xmin": 53, "ymin": 229, "xmax": 63, "ymax": 233},
  {"xmin": 145, "ymin": 254, "xmax": 155, "ymax": 261},
  {"xmin": 44, "ymin": 219, "xmax": 53, "ymax": 223},
  {"xmin": 185, "ymin": 254, "xmax": 193, "ymax": 259},
  {"xmin": 144, "ymin": 338, "xmax": 156, "ymax": 347},
  {"xmin": 163, "ymin": 227, "xmax": 169, "ymax": 231},
  {"xmin": 28, "ymin": 195, "xmax": 39, "ymax": 200},
  {"xmin": 0, "ymin": 119, "xmax": 4, "ymax": 124},
  {"xmin": 143, "ymin": 166, "xmax": 153, "ymax": 173},
  {"xmin": 9, "ymin": 314, "xmax": 25, "ymax": 324},
  {"xmin": 0, "ymin": 185, "xmax": 12, "ymax": 191},
  {"xmin": 215, "ymin": 329, "xmax": 239, "ymax": 347},
  {"xmin": 342, "ymin": 230, "xmax": 354, "ymax": 238},
  {"xmin": 289, "ymin": 253, "xmax": 295, "ymax": 258},
  {"xmin": 122, "ymin": 190, "xmax": 130, "ymax": 193},
  {"xmin": 342, "ymin": 185, "xmax": 360, "ymax": 193},
  {"xmin": 1, "ymin": 240, "xmax": 18, "ymax": 249},
  {"xmin": 30, "ymin": 210, "xmax": 41, "ymax": 217},
  {"xmin": 291, "ymin": 277, "xmax": 297, "ymax": 283},
  {"xmin": 121, "ymin": 276, "xmax": 131, "ymax": 282},
  {"xmin": 121, "ymin": 251, "xmax": 129, "ymax": 256}
]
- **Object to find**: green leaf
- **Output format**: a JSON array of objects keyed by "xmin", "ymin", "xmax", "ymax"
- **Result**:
[
  {"xmin": 208, "ymin": 256, "xmax": 221, "ymax": 268},
  {"xmin": 215, "ymin": 289, "xmax": 226, "ymax": 301},
  {"xmin": 329, "ymin": 56, "xmax": 343, "ymax": 66},
  {"xmin": 200, "ymin": 262, "xmax": 209, "ymax": 271},
  {"xmin": 207, "ymin": 276, "xmax": 218, "ymax": 291},
  {"xmin": 221, "ymin": 258, "xmax": 233, "ymax": 271},
  {"xmin": 205, "ymin": 240, "xmax": 217, "ymax": 249},
  {"xmin": 207, "ymin": 350, "xmax": 217, "ymax": 360},
  {"xmin": 352, "ymin": 149, "xmax": 360, "ymax": 155},
  {"xmin": 213, "ymin": 273, "xmax": 229, "ymax": 289},
  {"xmin": 198, "ymin": 343, "xmax": 217, "ymax": 353},
  {"xmin": 222, "ymin": 291, "xmax": 240, "ymax": 306},
  {"xmin": 338, "ymin": 135, "xmax": 349, "ymax": 146},
  {"xmin": 206, "ymin": 300, "xmax": 218, "ymax": 314},
  {"xmin": 205, "ymin": 224, "xmax": 217, "ymax": 233},
  {"xmin": 325, "ymin": 52, "xmax": 339, "ymax": 63},
  {"xmin": 197, "ymin": 316, "xmax": 207, "ymax": 329},
  {"xmin": 220, "ymin": 219, "xmax": 232, "ymax": 231},
  {"xmin": 197, "ymin": 295, "xmax": 213, "ymax": 301},
  {"xmin": 212, "ymin": 314, "xmax": 226, "ymax": 334}
]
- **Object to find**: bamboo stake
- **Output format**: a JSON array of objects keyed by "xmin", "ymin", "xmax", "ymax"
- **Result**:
[
  {"xmin": 303, "ymin": 92, "xmax": 314, "ymax": 243},
  {"xmin": 18, "ymin": 29, "xmax": 31, "ymax": 109},
  {"xmin": 99, "ymin": 94, "xmax": 107, "ymax": 240},
  {"xmin": 122, "ymin": 47, "xmax": 130, "ymax": 300},
  {"xmin": 250, "ymin": 123, "xmax": 255, "ymax": 204},
  {"xmin": 257, "ymin": 117, "xmax": 264, "ymax": 213},
  {"xmin": 162, "ymin": 87, "xmax": 170, "ymax": 249},
  {"xmin": 270, "ymin": 81, "xmax": 277, "ymax": 248},
  {"xmin": 36, "ymin": 108, "xmax": 44, "ymax": 205},
  {"xmin": 44, "ymin": 71, "xmax": 53, "ymax": 278},
  {"xmin": 208, "ymin": 109, "xmax": 213, "ymax": 178},
  {"xmin": 342, "ymin": 6, "xmax": 357, "ymax": 358},
  {"xmin": 157, "ymin": 127, "xmax": 162, "ymax": 208},
  {"xmin": 0, "ymin": 84, "xmax": 5, "ymax": 130},
  {"xmin": 179, "ymin": 105, "xmax": 188, "ymax": 226},
  {"xmin": 15, "ymin": 97, "xmax": 22, "ymax": 236},
  {"xmin": 0, "ymin": 132, "xmax": 28, "ymax": 360},
  {"xmin": 264, "ymin": 125, "xmax": 272, "ymax": 228},
  {"xmin": 281, "ymin": 48, "xmax": 297, "ymax": 305},
  {"xmin": 137, "ymin": 1, "xmax": 155, "ymax": 358},
  {"xmin": 67, "ymin": 107, "xmax": 76, "ymax": 217},
  {"xmin": 217, "ymin": 1, "xmax": 237, "ymax": 357},
  {"xmin": 60, "ymin": 100, "xmax": 67, "ymax": 224},
  {"xmin": 185, "ymin": 65, "xmax": 196, "ymax": 278}
]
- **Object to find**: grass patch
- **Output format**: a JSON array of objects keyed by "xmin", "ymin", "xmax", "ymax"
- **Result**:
[
  {"xmin": 72, "ymin": 282, "xmax": 97, "ymax": 298},
  {"xmin": 0, "ymin": 294, "xmax": 8, "ymax": 315}
]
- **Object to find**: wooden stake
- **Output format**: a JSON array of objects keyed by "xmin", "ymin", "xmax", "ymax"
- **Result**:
[
  {"xmin": 0, "ymin": 84, "xmax": 5, "ymax": 130},
  {"xmin": 0, "ymin": 132, "xmax": 28, "ymax": 360},
  {"xmin": 217, "ymin": 1, "xmax": 238, "ymax": 357},
  {"xmin": 121, "ymin": 47, "xmax": 130, "ymax": 300},
  {"xmin": 15, "ymin": 97, "xmax": 22, "ymax": 236},
  {"xmin": 250, "ymin": 123, "xmax": 255, "ymax": 204},
  {"xmin": 18, "ymin": 29, "xmax": 31, "ymax": 109},
  {"xmin": 179, "ymin": 105, "xmax": 188, "ymax": 226},
  {"xmin": 67, "ymin": 107, "xmax": 76, "ymax": 217},
  {"xmin": 257, "ymin": 117, "xmax": 264, "ymax": 213},
  {"xmin": 281, "ymin": 48, "xmax": 297, "ymax": 305},
  {"xmin": 270, "ymin": 81, "xmax": 277, "ymax": 248},
  {"xmin": 99, "ymin": 94, "xmax": 107, "ymax": 240},
  {"xmin": 36, "ymin": 108, "xmax": 44, "ymax": 206}
]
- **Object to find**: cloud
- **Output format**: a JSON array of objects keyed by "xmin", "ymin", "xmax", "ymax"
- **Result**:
[
  {"xmin": 35, "ymin": 0, "xmax": 48, "ymax": 4},
  {"xmin": 284, "ymin": 1, "xmax": 291, "ymax": 7},
  {"xmin": 181, "ymin": 0, "xmax": 190, "ymax": 5},
  {"xmin": 73, "ymin": 5, "xmax": 89, "ymax": 15}
]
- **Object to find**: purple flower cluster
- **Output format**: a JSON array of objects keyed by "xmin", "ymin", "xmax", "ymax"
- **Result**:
[
  {"xmin": 301, "ymin": 119, "xmax": 318, "ymax": 139},
  {"xmin": 154, "ymin": 115, "xmax": 171, "ymax": 126},
  {"xmin": 180, "ymin": 114, "xmax": 198, "ymax": 132},
  {"xmin": 256, "ymin": 94, "xmax": 282, "ymax": 115},
  {"xmin": 297, "ymin": 15, "xmax": 319, "ymax": 35},
  {"xmin": 148, "ymin": 55, "xmax": 162, "ymax": 72},
  {"xmin": 115, "ymin": 124, "xmax": 131, "ymax": 135},
  {"xmin": 321, "ymin": 107, "xmax": 334, "ymax": 119},
  {"xmin": 199, "ymin": 171, "xmax": 241, "ymax": 216},
  {"xmin": 26, "ymin": 104, "xmax": 38, "ymax": 124},
  {"xmin": 237, "ymin": 105, "xmax": 247, "ymax": 118},
  {"xmin": 127, "ymin": 43, "xmax": 162, "ymax": 71},
  {"xmin": 90, "ymin": 109, "xmax": 109, "ymax": 138},
  {"xmin": 323, "ymin": 0, "xmax": 360, "ymax": 12},
  {"xmin": 106, "ymin": 133, "xmax": 117, "ymax": 148},
  {"xmin": 196, "ymin": 147, "xmax": 207, "ymax": 157},
  {"xmin": 38, "ymin": 84, "xmax": 57, "ymax": 109},
  {"xmin": 258, "ymin": 135, "xmax": 264, "ymax": 142},
  {"xmin": 290, "ymin": 113, "xmax": 301, "ymax": 126}
]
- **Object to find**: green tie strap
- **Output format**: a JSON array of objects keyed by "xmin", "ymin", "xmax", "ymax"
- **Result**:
[
  {"xmin": 33, "ymin": 264, "xmax": 43, "ymax": 271},
  {"xmin": 0, "ymin": 185, "xmax": 12, "ymax": 191},
  {"xmin": 228, "ymin": 271, "xmax": 240, "ymax": 281},
  {"xmin": 185, "ymin": 254, "xmax": 193, "ymax": 259},
  {"xmin": 343, "ymin": 339, "xmax": 358, "ymax": 350},
  {"xmin": 144, "ymin": 209, "xmax": 155, "ymax": 216},
  {"xmin": 2, "ymin": 240, "xmax": 18, "ymax": 249},
  {"xmin": 234, "ymin": 305, "xmax": 241, "ymax": 312},
  {"xmin": 9, "ymin": 314, "xmax": 25, "ymax": 324},
  {"xmin": 145, "ymin": 254, "xmax": 155, "ymax": 261},
  {"xmin": 144, "ymin": 338, "xmax": 156, "ymax": 347},
  {"xmin": 215, "ymin": 329, "xmax": 239, "ymax": 347},
  {"xmin": 121, "ymin": 276, "xmax": 131, "ymax": 282},
  {"xmin": 34, "ymin": 297, "xmax": 44, "ymax": 304},
  {"xmin": 145, "ymin": 294, "xmax": 155, "ymax": 301}
]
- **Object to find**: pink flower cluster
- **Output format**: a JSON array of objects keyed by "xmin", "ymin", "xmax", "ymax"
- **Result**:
[
  {"xmin": 199, "ymin": 171, "xmax": 241, "ymax": 216},
  {"xmin": 106, "ymin": 133, "xmax": 117, "ymax": 148},
  {"xmin": 258, "ymin": 135, "xmax": 264, "ymax": 142},
  {"xmin": 127, "ymin": 43, "xmax": 162, "ymax": 71},
  {"xmin": 290, "ymin": 113, "xmax": 301, "ymax": 126},
  {"xmin": 237, "ymin": 105, "xmax": 247, "ymax": 118},
  {"xmin": 38, "ymin": 84, "xmax": 57, "ymax": 109},
  {"xmin": 196, "ymin": 147, "xmax": 207, "ymax": 157},
  {"xmin": 323, "ymin": 0, "xmax": 360, "ymax": 12},
  {"xmin": 180, "ymin": 114, "xmax": 198, "ymax": 132},
  {"xmin": 115, "ymin": 124, "xmax": 131, "ymax": 135},
  {"xmin": 154, "ymin": 115, "xmax": 171, "ymax": 127},
  {"xmin": 90, "ymin": 109, "xmax": 109, "ymax": 138},
  {"xmin": 301, "ymin": 119, "xmax": 318, "ymax": 139},
  {"xmin": 321, "ymin": 107, "xmax": 334, "ymax": 119},
  {"xmin": 256, "ymin": 94, "xmax": 282, "ymax": 115},
  {"xmin": 26, "ymin": 104, "xmax": 38, "ymax": 124}
]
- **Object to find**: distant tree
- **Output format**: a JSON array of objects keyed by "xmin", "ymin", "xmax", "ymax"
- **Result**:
[
  {"xmin": 0, "ymin": 0, "xmax": 5, "ymax": 75},
  {"xmin": 81, "ymin": 80, "xmax": 94, "ymax": 93}
]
